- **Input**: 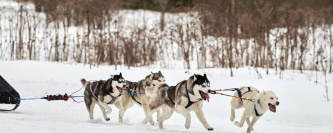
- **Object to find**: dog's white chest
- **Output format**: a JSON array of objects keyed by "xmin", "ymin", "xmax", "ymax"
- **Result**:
[{"xmin": 103, "ymin": 95, "xmax": 112, "ymax": 103}]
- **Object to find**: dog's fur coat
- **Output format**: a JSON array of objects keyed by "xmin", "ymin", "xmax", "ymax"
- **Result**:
[
  {"xmin": 121, "ymin": 71, "xmax": 165, "ymax": 125},
  {"xmin": 81, "ymin": 73, "xmax": 126, "ymax": 122},
  {"xmin": 230, "ymin": 86, "xmax": 279, "ymax": 133},
  {"xmin": 143, "ymin": 74, "xmax": 214, "ymax": 131}
]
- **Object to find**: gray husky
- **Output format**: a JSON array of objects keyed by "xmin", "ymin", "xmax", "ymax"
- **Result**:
[
  {"xmin": 122, "ymin": 71, "xmax": 165, "ymax": 125},
  {"xmin": 81, "ymin": 73, "xmax": 126, "ymax": 122},
  {"xmin": 143, "ymin": 74, "xmax": 213, "ymax": 131}
]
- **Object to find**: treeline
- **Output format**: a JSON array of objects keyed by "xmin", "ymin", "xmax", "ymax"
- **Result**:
[{"xmin": 1, "ymin": 0, "xmax": 332, "ymax": 76}]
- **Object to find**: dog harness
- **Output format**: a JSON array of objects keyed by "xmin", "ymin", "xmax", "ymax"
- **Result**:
[
  {"xmin": 254, "ymin": 99, "xmax": 263, "ymax": 116},
  {"xmin": 90, "ymin": 80, "xmax": 121, "ymax": 104},
  {"xmin": 185, "ymin": 83, "xmax": 201, "ymax": 109},
  {"xmin": 128, "ymin": 82, "xmax": 143, "ymax": 105},
  {"xmin": 236, "ymin": 87, "xmax": 259, "ymax": 101}
]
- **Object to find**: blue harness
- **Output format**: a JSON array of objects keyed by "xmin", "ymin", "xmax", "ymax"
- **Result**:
[{"xmin": 185, "ymin": 83, "xmax": 201, "ymax": 108}]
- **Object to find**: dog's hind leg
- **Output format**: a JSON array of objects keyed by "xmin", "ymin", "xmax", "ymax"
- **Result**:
[
  {"xmin": 88, "ymin": 102, "xmax": 96, "ymax": 120},
  {"xmin": 158, "ymin": 107, "xmax": 174, "ymax": 129},
  {"xmin": 194, "ymin": 108, "xmax": 214, "ymax": 131},
  {"xmin": 114, "ymin": 101, "xmax": 124, "ymax": 123}
]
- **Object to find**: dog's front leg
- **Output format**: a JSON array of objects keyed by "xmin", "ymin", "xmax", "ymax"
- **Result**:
[
  {"xmin": 194, "ymin": 108, "xmax": 214, "ymax": 131},
  {"xmin": 175, "ymin": 105, "xmax": 191, "ymax": 129},
  {"xmin": 114, "ymin": 101, "xmax": 124, "ymax": 123},
  {"xmin": 246, "ymin": 117, "xmax": 254, "ymax": 131},
  {"xmin": 142, "ymin": 102, "xmax": 157, "ymax": 126},
  {"xmin": 142, "ymin": 106, "xmax": 157, "ymax": 125},
  {"xmin": 98, "ymin": 101, "xmax": 112, "ymax": 114},
  {"xmin": 246, "ymin": 116, "xmax": 259, "ymax": 133},
  {"xmin": 97, "ymin": 103, "xmax": 110, "ymax": 121},
  {"xmin": 234, "ymin": 109, "xmax": 248, "ymax": 128}
]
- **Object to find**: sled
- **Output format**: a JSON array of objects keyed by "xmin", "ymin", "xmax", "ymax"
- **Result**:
[{"xmin": 0, "ymin": 75, "xmax": 20, "ymax": 111}]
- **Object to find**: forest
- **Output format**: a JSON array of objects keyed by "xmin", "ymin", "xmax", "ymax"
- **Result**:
[{"xmin": 1, "ymin": 0, "xmax": 332, "ymax": 76}]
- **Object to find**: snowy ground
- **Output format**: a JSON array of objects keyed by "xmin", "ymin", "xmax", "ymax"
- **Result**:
[{"xmin": 1, "ymin": 61, "xmax": 333, "ymax": 133}]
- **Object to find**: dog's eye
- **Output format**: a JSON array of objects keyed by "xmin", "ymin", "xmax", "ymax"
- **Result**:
[
  {"xmin": 270, "ymin": 97, "xmax": 274, "ymax": 100},
  {"xmin": 202, "ymin": 85, "xmax": 206, "ymax": 87},
  {"xmin": 158, "ymin": 80, "xmax": 162, "ymax": 82}
]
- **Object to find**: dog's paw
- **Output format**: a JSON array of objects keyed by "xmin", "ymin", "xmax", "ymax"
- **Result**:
[
  {"xmin": 105, "ymin": 118, "xmax": 110, "ymax": 121},
  {"xmin": 246, "ymin": 128, "xmax": 253, "ymax": 133},
  {"xmin": 230, "ymin": 116, "xmax": 235, "ymax": 122},
  {"xmin": 247, "ymin": 127, "xmax": 254, "ymax": 132},
  {"xmin": 234, "ymin": 121, "xmax": 242, "ymax": 127},
  {"xmin": 207, "ymin": 127, "xmax": 214, "ymax": 131},
  {"xmin": 141, "ymin": 120, "xmax": 148, "ymax": 125},
  {"xmin": 185, "ymin": 123, "xmax": 190, "ymax": 129},
  {"xmin": 118, "ymin": 118, "xmax": 123, "ymax": 123}
]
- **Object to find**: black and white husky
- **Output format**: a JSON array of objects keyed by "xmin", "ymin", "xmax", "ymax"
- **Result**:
[
  {"xmin": 122, "ymin": 71, "xmax": 166, "ymax": 125},
  {"xmin": 81, "ymin": 73, "xmax": 126, "ymax": 122},
  {"xmin": 143, "ymin": 74, "xmax": 213, "ymax": 131}
]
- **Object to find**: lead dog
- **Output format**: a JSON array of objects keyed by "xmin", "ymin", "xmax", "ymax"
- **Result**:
[
  {"xmin": 143, "ymin": 74, "xmax": 213, "ymax": 131},
  {"xmin": 230, "ymin": 86, "xmax": 280, "ymax": 133},
  {"xmin": 122, "ymin": 71, "xmax": 165, "ymax": 125},
  {"xmin": 81, "ymin": 73, "xmax": 126, "ymax": 122}
]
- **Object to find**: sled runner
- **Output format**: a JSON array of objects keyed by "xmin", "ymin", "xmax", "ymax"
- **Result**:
[{"xmin": 0, "ymin": 75, "xmax": 20, "ymax": 111}]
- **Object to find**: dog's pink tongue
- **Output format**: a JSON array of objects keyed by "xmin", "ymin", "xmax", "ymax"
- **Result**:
[
  {"xmin": 118, "ymin": 88, "xmax": 123, "ymax": 93},
  {"xmin": 269, "ymin": 104, "xmax": 276, "ymax": 113},
  {"xmin": 202, "ymin": 93, "xmax": 210, "ymax": 102}
]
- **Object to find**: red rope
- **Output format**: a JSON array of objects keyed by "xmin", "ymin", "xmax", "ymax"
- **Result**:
[{"xmin": 69, "ymin": 80, "xmax": 98, "ymax": 103}]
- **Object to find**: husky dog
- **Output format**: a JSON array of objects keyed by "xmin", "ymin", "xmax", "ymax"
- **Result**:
[
  {"xmin": 81, "ymin": 73, "xmax": 126, "ymax": 122},
  {"xmin": 122, "ymin": 71, "xmax": 166, "ymax": 125},
  {"xmin": 143, "ymin": 74, "xmax": 213, "ymax": 131},
  {"xmin": 230, "ymin": 86, "xmax": 280, "ymax": 133}
]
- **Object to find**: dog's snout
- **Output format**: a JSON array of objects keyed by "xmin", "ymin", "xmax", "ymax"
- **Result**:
[
  {"xmin": 276, "ymin": 101, "xmax": 280, "ymax": 106},
  {"xmin": 208, "ymin": 89, "xmax": 212, "ymax": 93},
  {"xmin": 123, "ymin": 85, "xmax": 126, "ymax": 87}
]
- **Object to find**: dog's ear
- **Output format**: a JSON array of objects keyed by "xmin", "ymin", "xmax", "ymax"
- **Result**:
[
  {"xmin": 119, "ymin": 72, "xmax": 122, "ymax": 76},
  {"xmin": 158, "ymin": 71, "xmax": 162, "ymax": 74},
  {"xmin": 145, "ymin": 81, "xmax": 151, "ymax": 87},
  {"xmin": 204, "ymin": 73, "xmax": 207, "ymax": 78},
  {"xmin": 193, "ymin": 74, "xmax": 197, "ymax": 81},
  {"xmin": 151, "ymin": 71, "xmax": 154, "ymax": 74}
]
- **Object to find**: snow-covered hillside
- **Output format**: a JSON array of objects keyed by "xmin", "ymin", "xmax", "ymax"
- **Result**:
[{"xmin": 0, "ymin": 61, "xmax": 332, "ymax": 133}]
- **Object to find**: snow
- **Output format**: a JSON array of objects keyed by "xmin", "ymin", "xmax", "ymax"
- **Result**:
[{"xmin": 1, "ymin": 60, "xmax": 333, "ymax": 133}]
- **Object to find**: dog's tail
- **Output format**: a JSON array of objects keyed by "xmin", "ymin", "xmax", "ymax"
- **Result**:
[{"xmin": 81, "ymin": 78, "xmax": 87, "ymax": 86}]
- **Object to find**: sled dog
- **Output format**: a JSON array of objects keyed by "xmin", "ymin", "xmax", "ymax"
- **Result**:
[
  {"xmin": 81, "ymin": 73, "xmax": 126, "ymax": 122},
  {"xmin": 143, "ymin": 74, "xmax": 213, "ymax": 131},
  {"xmin": 122, "ymin": 71, "xmax": 166, "ymax": 125},
  {"xmin": 230, "ymin": 86, "xmax": 280, "ymax": 133}
]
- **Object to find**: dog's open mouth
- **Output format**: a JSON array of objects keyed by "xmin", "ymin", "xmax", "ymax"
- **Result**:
[
  {"xmin": 199, "ymin": 90, "xmax": 210, "ymax": 102},
  {"xmin": 268, "ymin": 103, "xmax": 276, "ymax": 113},
  {"xmin": 116, "ymin": 86, "xmax": 123, "ymax": 93}
]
